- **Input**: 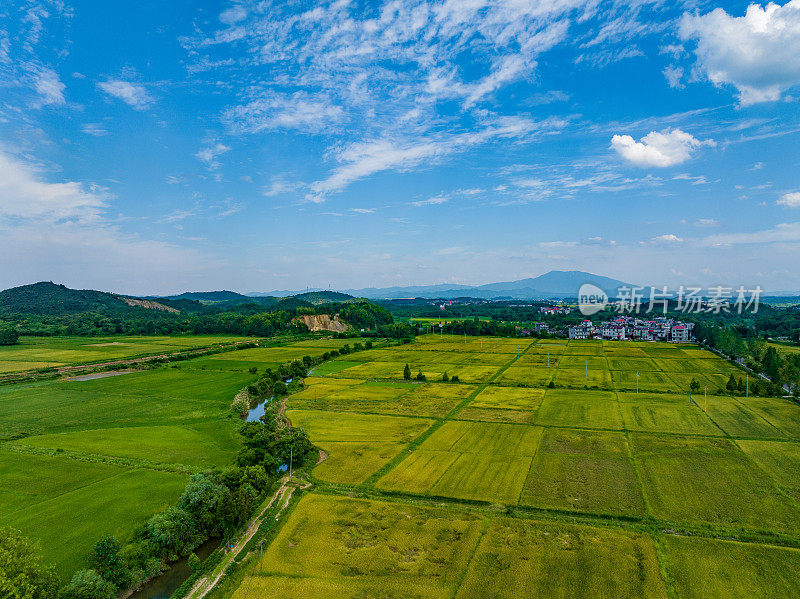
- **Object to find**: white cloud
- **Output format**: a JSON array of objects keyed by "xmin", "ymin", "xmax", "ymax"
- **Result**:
[
  {"xmin": 695, "ymin": 218, "xmax": 719, "ymax": 227},
  {"xmin": 350, "ymin": 208, "xmax": 375, "ymax": 214},
  {"xmin": 0, "ymin": 150, "xmax": 106, "ymax": 222},
  {"xmin": 412, "ymin": 195, "xmax": 449, "ymax": 207},
  {"xmin": 262, "ymin": 177, "xmax": 300, "ymax": 197},
  {"xmin": 81, "ymin": 123, "xmax": 108, "ymax": 136},
  {"xmin": 663, "ymin": 65, "xmax": 684, "ymax": 88},
  {"xmin": 308, "ymin": 116, "xmax": 563, "ymax": 201},
  {"xmin": 219, "ymin": 6, "xmax": 247, "ymax": 25},
  {"xmin": 195, "ymin": 143, "xmax": 231, "ymax": 170},
  {"xmin": 0, "ymin": 149, "xmax": 207, "ymax": 292},
  {"xmin": 97, "ymin": 79, "xmax": 154, "ymax": 110},
  {"xmin": 704, "ymin": 222, "xmax": 800, "ymax": 245},
  {"xmin": 778, "ymin": 191, "xmax": 800, "ymax": 207},
  {"xmin": 679, "ymin": 1, "xmax": 800, "ymax": 105},
  {"xmin": 652, "ymin": 233, "xmax": 684, "ymax": 244},
  {"xmin": 29, "ymin": 64, "xmax": 65, "ymax": 106},
  {"xmin": 223, "ymin": 92, "xmax": 344, "ymax": 134},
  {"xmin": 611, "ymin": 128, "xmax": 713, "ymax": 168}
]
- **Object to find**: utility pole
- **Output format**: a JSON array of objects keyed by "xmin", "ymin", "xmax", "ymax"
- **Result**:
[
  {"xmin": 636, "ymin": 371, "xmax": 639, "ymax": 394},
  {"xmin": 260, "ymin": 539, "xmax": 264, "ymax": 571},
  {"xmin": 585, "ymin": 359, "xmax": 588, "ymax": 380},
  {"xmin": 704, "ymin": 386, "xmax": 707, "ymax": 412},
  {"xmin": 548, "ymin": 352, "xmax": 550, "ymax": 368},
  {"xmin": 746, "ymin": 373, "xmax": 749, "ymax": 397},
  {"xmin": 289, "ymin": 447, "xmax": 293, "ymax": 478}
]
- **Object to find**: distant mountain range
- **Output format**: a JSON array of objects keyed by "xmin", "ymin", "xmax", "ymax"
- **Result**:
[{"xmin": 257, "ymin": 271, "xmax": 638, "ymax": 300}]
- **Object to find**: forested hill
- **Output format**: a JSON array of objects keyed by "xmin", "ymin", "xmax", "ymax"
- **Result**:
[
  {"xmin": 294, "ymin": 291, "xmax": 355, "ymax": 304},
  {"xmin": 0, "ymin": 282, "xmax": 400, "ymax": 338},
  {"xmin": 0, "ymin": 282, "xmax": 176, "ymax": 316}
]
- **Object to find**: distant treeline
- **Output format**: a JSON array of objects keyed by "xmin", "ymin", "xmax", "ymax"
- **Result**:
[
  {"xmin": 694, "ymin": 322, "xmax": 800, "ymax": 395},
  {"xmin": 0, "ymin": 301, "xmax": 396, "ymax": 338}
]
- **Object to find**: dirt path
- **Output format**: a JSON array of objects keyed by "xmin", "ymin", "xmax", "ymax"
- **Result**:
[{"xmin": 187, "ymin": 477, "xmax": 307, "ymax": 599}]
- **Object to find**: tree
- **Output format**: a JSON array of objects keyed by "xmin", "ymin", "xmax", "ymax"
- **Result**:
[
  {"xmin": 441, "ymin": 371, "xmax": 449, "ymax": 382},
  {"xmin": 0, "ymin": 527, "xmax": 59, "ymax": 599},
  {"xmin": 145, "ymin": 507, "xmax": 201, "ymax": 560},
  {"xmin": 690, "ymin": 378, "xmax": 701, "ymax": 395},
  {"xmin": 403, "ymin": 364, "xmax": 411, "ymax": 380},
  {"xmin": 0, "ymin": 325, "xmax": 19, "ymax": 346},
  {"xmin": 737, "ymin": 377, "xmax": 746, "ymax": 393},
  {"xmin": 58, "ymin": 570, "xmax": 116, "ymax": 599},
  {"xmin": 451, "ymin": 375, "xmax": 460, "ymax": 383},
  {"xmin": 415, "ymin": 370, "xmax": 426, "ymax": 381},
  {"xmin": 188, "ymin": 553, "xmax": 201, "ymax": 573},
  {"xmin": 88, "ymin": 535, "xmax": 130, "ymax": 590},
  {"xmin": 726, "ymin": 374, "xmax": 737, "ymax": 392}
]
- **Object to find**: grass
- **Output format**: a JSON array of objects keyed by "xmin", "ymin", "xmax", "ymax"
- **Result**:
[
  {"xmin": 619, "ymin": 401, "xmax": 722, "ymax": 436},
  {"xmin": 289, "ymin": 377, "xmax": 476, "ymax": 418},
  {"xmin": 456, "ymin": 517, "xmax": 668, "ymax": 599},
  {"xmin": 286, "ymin": 409, "xmax": 432, "ymax": 484},
  {"xmin": 736, "ymin": 440, "xmax": 800, "ymax": 501},
  {"xmin": 519, "ymin": 428, "xmax": 647, "ymax": 517},
  {"xmin": 0, "ymin": 335, "xmax": 248, "ymax": 373},
  {"xmin": 534, "ymin": 389, "xmax": 623, "ymax": 430},
  {"xmin": 665, "ymin": 535, "xmax": 800, "ymax": 598},
  {"xmin": 0, "ymin": 368, "xmax": 254, "ymax": 438},
  {"xmin": 251, "ymin": 494, "xmax": 483, "ymax": 593},
  {"xmin": 15, "ymin": 422, "xmax": 241, "ymax": 468},
  {"xmin": 495, "ymin": 365, "xmax": 554, "ymax": 387},
  {"xmin": 0, "ymin": 449, "xmax": 186, "ymax": 579},
  {"xmin": 377, "ymin": 421, "xmax": 541, "ymax": 503},
  {"xmin": 630, "ymin": 434, "xmax": 800, "ymax": 533}
]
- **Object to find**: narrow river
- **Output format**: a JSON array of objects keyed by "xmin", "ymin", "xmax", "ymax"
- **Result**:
[{"xmin": 128, "ymin": 538, "xmax": 220, "ymax": 599}]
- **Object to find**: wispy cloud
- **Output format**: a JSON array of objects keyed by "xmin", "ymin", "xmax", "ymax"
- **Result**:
[
  {"xmin": 81, "ymin": 123, "xmax": 108, "ymax": 136},
  {"xmin": 97, "ymin": 79, "xmax": 154, "ymax": 110},
  {"xmin": 195, "ymin": 143, "xmax": 231, "ymax": 170},
  {"xmin": 307, "ymin": 116, "xmax": 565, "ymax": 201}
]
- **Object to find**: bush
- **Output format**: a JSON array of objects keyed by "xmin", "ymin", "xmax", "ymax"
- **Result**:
[
  {"xmin": 58, "ymin": 570, "xmax": 116, "ymax": 599},
  {"xmin": 0, "ymin": 325, "xmax": 19, "ymax": 346},
  {"xmin": 415, "ymin": 370, "xmax": 426, "ymax": 381},
  {"xmin": 88, "ymin": 535, "xmax": 131, "ymax": 590}
]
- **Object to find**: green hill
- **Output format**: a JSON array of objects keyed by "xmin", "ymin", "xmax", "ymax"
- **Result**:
[
  {"xmin": 167, "ymin": 290, "xmax": 250, "ymax": 302},
  {"xmin": 0, "ymin": 282, "xmax": 130, "ymax": 315},
  {"xmin": 294, "ymin": 291, "xmax": 355, "ymax": 305}
]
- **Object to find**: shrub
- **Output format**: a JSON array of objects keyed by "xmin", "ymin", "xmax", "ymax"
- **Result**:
[{"xmin": 58, "ymin": 570, "xmax": 116, "ymax": 599}]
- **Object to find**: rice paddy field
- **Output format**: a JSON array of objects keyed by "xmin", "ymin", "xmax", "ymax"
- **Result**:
[
  {"xmin": 5, "ymin": 332, "xmax": 800, "ymax": 595},
  {"xmin": 233, "ymin": 334, "xmax": 800, "ymax": 598},
  {"xmin": 0, "ymin": 334, "xmax": 251, "ymax": 373},
  {"xmin": 0, "ymin": 336, "xmax": 356, "ymax": 579}
]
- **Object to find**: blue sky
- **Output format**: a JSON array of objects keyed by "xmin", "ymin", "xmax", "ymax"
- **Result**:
[{"xmin": 1, "ymin": 0, "xmax": 799, "ymax": 294}]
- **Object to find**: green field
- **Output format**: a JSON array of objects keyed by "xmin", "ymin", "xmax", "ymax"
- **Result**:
[
  {"xmin": 0, "ymin": 336, "xmax": 352, "ymax": 579},
  {"xmin": 0, "ymin": 335, "xmax": 249, "ymax": 373}
]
